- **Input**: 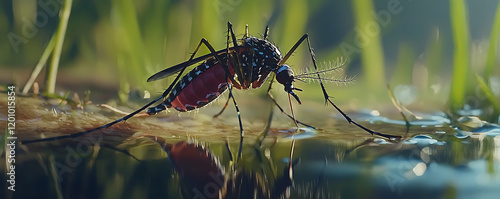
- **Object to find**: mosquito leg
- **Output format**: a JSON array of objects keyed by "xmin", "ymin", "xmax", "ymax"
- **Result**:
[
  {"xmin": 263, "ymin": 25, "xmax": 269, "ymax": 40},
  {"xmin": 97, "ymin": 104, "xmax": 149, "ymax": 117},
  {"xmin": 226, "ymin": 22, "xmax": 245, "ymax": 87},
  {"xmin": 226, "ymin": 22, "xmax": 246, "ymax": 161},
  {"xmin": 258, "ymin": 103, "xmax": 274, "ymax": 147},
  {"xmin": 21, "ymin": 94, "xmax": 165, "ymax": 144},
  {"xmin": 213, "ymin": 86, "xmax": 233, "ymax": 118},
  {"xmin": 224, "ymin": 138, "xmax": 234, "ymax": 162},
  {"xmin": 228, "ymin": 88, "xmax": 244, "ymax": 161},
  {"xmin": 21, "ymin": 38, "xmax": 217, "ymax": 145},
  {"xmin": 245, "ymin": 24, "xmax": 249, "ymax": 38},
  {"xmin": 151, "ymin": 26, "xmax": 245, "ymax": 162},
  {"xmin": 286, "ymin": 34, "xmax": 401, "ymax": 139}
]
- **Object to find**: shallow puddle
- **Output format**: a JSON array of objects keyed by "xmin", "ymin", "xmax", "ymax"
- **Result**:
[{"xmin": 1, "ymin": 94, "xmax": 500, "ymax": 199}]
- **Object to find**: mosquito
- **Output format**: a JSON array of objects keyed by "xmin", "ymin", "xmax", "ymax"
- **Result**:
[{"xmin": 22, "ymin": 22, "xmax": 401, "ymax": 160}]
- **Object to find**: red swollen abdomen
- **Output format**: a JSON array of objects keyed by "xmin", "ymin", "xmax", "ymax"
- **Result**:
[{"xmin": 170, "ymin": 63, "xmax": 235, "ymax": 111}]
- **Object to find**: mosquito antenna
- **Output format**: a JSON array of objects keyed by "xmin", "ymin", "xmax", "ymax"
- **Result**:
[
  {"xmin": 296, "ymin": 75, "xmax": 355, "ymax": 85},
  {"xmin": 295, "ymin": 78, "xmax": 307, "ymax": 83},
  {"xmin": 295, "ymin": 67, "xmax": 342, "ymax": 77},
  {"xmin": 295, "ymin": 58, "xmax": 347, "ymax": 78}
]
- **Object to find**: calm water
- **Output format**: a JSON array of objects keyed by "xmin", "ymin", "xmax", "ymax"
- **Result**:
[{"xmin": 2, "ymin": 96, "xmax": 500, "ymax": 199}]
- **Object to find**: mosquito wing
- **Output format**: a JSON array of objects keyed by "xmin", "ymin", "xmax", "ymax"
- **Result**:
[{"xmin": 147, "ymin": 48, "xmax": 235, "ymax": 82}]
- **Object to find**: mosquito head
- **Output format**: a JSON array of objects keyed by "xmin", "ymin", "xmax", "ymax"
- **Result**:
[{"xmin": 275, "ymin": 64, "xmax": 302, "ymax": 104}]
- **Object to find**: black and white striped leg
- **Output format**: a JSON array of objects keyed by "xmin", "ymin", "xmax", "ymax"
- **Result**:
[
  {"xmin": 22, "ymin": 38, "xmax": 221, "ymax": 145},
  {"xmin": 225, "ymin": 21, "xmax": 245, "ymax": 161},
  {"xmin": 213, "ymin": 86, "xmax": 233, "ymax": 118},
  {"xmin": 283, "ymin": 34, "xmax": 401, "ymax": 139}
]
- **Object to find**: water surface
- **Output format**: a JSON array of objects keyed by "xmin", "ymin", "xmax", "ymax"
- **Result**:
[{"xmin": 2, "ymin": 95, "xmax": 500, "ymax": 199}]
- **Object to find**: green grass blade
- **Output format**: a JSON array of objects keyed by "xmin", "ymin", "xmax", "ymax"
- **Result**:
[
  {"xmin": 425, "ymin": 28, "xmax": 443, "ymax": 87},
  {"xmin": 390, "ymin": 43, "xmax": 415, "ymax": 85},
  {"xmin": 449, "ymin": 0, "xmax": 470, "ymax": 111},
  {"xmin": 45, "ymin": 0, "xmax": 72, "ymax": 94},
  {"xmin": 387, "ymin": 84, "xmax": 410, "ymax": 130},
  {"xmin": 22, "ymin": 34, "xmax": 56, "ymax": 94},
  {"xmin": 475, "ymin": 74, "xmax": 500, "ymax": 118},
  {"xmin": 277, "ymin": 0, "xmax": 308, "ymax": 57},
  {"xmin": 484, "ymin": 1, "xmax": 500, "ymax": 80},
  {"xmin": 111, "ymin": 0, "xmax": 149, "ymax": 101}
]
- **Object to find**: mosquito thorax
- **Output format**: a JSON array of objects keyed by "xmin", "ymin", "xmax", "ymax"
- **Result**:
[
  {"xmin": 243, "ymin": 37, "xmax": 282, "ymax": 58},
  {"xmin": 231, "ymin": 37, "xmax": 284, "ymax": 89},
  {"xmin": 242, "ymin": 37, "xmax": 282, "ymax": 68}
]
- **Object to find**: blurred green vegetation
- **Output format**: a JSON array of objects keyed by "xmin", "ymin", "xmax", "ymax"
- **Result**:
[
  {"xmin": 449, "ymin": 0, "xmax": 470, "ymax": 111},
  {"xmin": 1, "ymin": 0, "xmax": 499, "ymax": 121},
  {"xmin": 2, "ymin": 1, "xmax": 500, "ymax": 198}
]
